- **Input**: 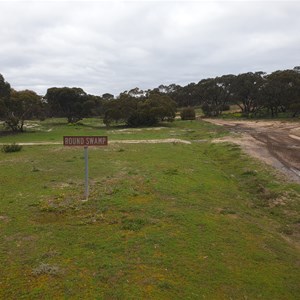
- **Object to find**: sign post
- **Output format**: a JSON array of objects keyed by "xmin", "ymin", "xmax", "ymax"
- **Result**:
[
  {"xmin": 84, "ymin": 146, "xmax": 89, "ymax": 199},
  {"xmin": 63, "ymin": 136, "xmax": 108, "ymax": 199}
]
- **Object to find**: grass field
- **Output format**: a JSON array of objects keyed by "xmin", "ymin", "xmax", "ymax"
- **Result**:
[
  {"xmin": 0, "ymin": 118, "xmax": 227, "ymax": 143},
  {"xmin": 0, "ymin": 118, "xmax": 299, "ymax": 299}
]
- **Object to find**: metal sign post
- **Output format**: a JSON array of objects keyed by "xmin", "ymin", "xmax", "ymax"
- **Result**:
[
  {"xmin": 63, "ymin": 136, "xmax": 108, "ymax": 200},
  {"xmin": 84, "ymin": 146, "xmax": 89, "ymax": 199}
]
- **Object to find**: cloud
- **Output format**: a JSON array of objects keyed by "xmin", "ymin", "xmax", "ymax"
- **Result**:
[{"xmin": 0, "ymin": 1, "xmax": 299, "ymax": 96}]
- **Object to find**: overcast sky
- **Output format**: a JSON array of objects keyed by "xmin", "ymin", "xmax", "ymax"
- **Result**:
[{"xmin": 0, "ymin": 0, "xmax": 299, "ymax": 96}]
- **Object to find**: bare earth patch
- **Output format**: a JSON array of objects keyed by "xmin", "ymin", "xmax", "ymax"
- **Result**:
[
  {"xmin": 206, "ymin": 119, "xmax": 300, "ymax": 183},
  {"xmin": 0, "ymin": 215, "xmax": 10, "ymax": 223}
]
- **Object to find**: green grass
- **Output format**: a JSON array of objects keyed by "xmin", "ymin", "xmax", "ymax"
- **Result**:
[
  {"xmin": 0, "ymin": 119, "xmax": 299, "ymax": 299},
  {"xmin": 0, "ymin": 118, "xmax": 227, "ymax": 143}
]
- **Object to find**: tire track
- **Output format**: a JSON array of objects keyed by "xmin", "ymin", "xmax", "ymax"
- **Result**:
[{"xmin": 206, "ymin": 119, "xmax": 300, "ymax": 183}]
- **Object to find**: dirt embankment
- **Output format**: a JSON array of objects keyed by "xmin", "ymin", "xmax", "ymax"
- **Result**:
[{"xmin": 205, "ymin": 119, "xmax": 300, "ymax": 184}]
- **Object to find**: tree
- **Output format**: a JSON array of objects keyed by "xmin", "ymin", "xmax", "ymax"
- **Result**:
[
  {"xmin": 103, "ymin": 93, "xmax": 138, "ymax": 126},
  {"xmin": 262, "ymin": 70, "xmax": 300, "ymax": 117},
  {"xmin": 170, "ymin": 83, "xmax": 201, "ymax": 107},
  {"xmin": 103, "ymin": 92, "xmax": 176, "ymax": 127},
  {"xmin": 45, "ymin": 87, "xmax": 90, "ymax": 123},
  {"xmin": 128, "ymin": 87, "xmax": 145, "ymax": 98},
  {"xmin": 84, "ymin": 94, "xmax": 104, "ymax": 117},
  {"xmin": 279, "ymin": 70, "xmax": 300, "ymax": 117},
  {"xmin": 259, "ymin": 70, "xmax": 300, "ymax": 117},
  {"xmin": 103, "ymin": 99, "xmax": 128, "ymax": 126},
  {"xmin": 102, "ymin": 93, "xmax": 114, "ymax": 100},
  {"xmin": 127, "ymin": 93, "xmax": 176, "ymax": 126},
  {"xmin": 199, "ymin": 75, "xmax": 234, "ymax": 117},
  {"xmin": 3, "ymin": 89, "xmax": 43, "ymax": 132},
  {"xmin": 0, "ymin": 74, "xmax": 11, "ymax": 119},
  {"xmin": 145, "ymin": 93, "xmax": 176, "ymax": 121},
  {"xmin": 230, "ymin": 72, "xmax": 265, "ymax": 117},
  {"xmin": 293, "ymin": 66, "xmax": 300, "ymax": 74}
]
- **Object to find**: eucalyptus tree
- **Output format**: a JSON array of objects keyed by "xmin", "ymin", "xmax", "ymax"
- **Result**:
[
  {"xmin": 45, "ymin": 87, "xmax": 90, "ymax": 123},
  {"xmin": 199, "ymin": 75, "xmax": 235, "ymax": 117},
  {"xmin": 230, "ymin": 72, "xmax": 265, "ymax": 116},
  {"xmin": 0, "ymin": 74, "xmax": 11, "ymax": 119},
  {"xmin": 3, "ymin": 89, "xmax": 43, "ymax": 132},
  {"xmin": 261, "ymin": 70, "xmax": 300, "ymax": 117}
]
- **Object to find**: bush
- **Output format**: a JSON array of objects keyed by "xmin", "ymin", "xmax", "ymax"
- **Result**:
[
  {"xmin": 126, "ymin": 111, "xmax": 158, "ymax": 127},
  {"xmin": 103, "ymin": 93, "xmax": 176, "ymax": 127},
  {"xmin": 201, "ymin": 103, "xmax": 222, "ymax": 117},
  {"xmin": 222, "ymin": 104, "xmax": 230, "ymax": 111},
  {"xmin": 289, "ymin": 102, "xmax": 300, "ymax": 117},
  {"xmin": 180, "ymin": 107, "xmax": 196, "ymax": 120},
  {"xmin": 1, "ymin": 143, "xmax": 22, "ymax": 153},
  {"xmin": 121, "ymin": 218, "xmax": 147, "ymax": 231}
]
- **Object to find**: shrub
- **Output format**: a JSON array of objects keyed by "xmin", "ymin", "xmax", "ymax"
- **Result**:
[
  {"xmin": 201, "ymin": 103, "xmax": 222, "ymax": 117},
  {"xmin": 222, "ymin": 104, "xmax": 230, "ymax": 111},
  {"xmin": 180, "ymin": 107, "xmax": 196, "ymax": 120},
  {"xmin": 103, "ymin": 93, "xmax": 176, "ymax": 127},
  {"xmin": 126, "ymin": 111, "xmax": 158, "ymax": 127},
  {"xmin": 121, "ymin": 218, "xmax": 147, "ymax": 231},
  {"xmin": 289, "ymin": 102, "xmax": 300, "ymax": 117},
  {"xmin": 1, "ymin": 143, "xmax": 22, "ymax": 153}
]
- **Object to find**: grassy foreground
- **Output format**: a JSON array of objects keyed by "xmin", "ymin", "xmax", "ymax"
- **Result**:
[{"xmin": 0, "ymin": 119, "xmax": 299, "ymax": 299}]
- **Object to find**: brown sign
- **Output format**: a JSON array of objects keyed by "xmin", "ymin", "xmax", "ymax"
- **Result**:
[{"xmin": 63, "ymin": 136, "xmax": 108, "ymax": 146}]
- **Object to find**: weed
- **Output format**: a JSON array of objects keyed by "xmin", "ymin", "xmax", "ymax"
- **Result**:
[
  {"xmin": 163, "ymin": 168, "xmax": 179, "ymax": 175},
  {"xmin": 279, "ymin": 225, "xmax": 294, "ymax": 235},
  {"xmin": 127, "ymin": 170, "xmax": 138, "ymax": 175},
  {"xmin": 41, "ymin": 250, "xmax": 60, "ymax": 259},
  {"xmin": 84, "ymin": 243, "xmax": 101, "ymax": 250},
  {"xmin": 39, "ymin": 193, "xmax": 81, "ymax": 213},
  {"xmin": 220, "ymin": 207, "xmax": 236, "ymax": 215},
  {"xmin": 79, "ymin": 212, "xmax": 105, "ymax": 225},
  {"xmin": 121, "ymin": 218, "xmax": 147, "ymax": 231},
  {"xmin": 242, "ymin": 169, "xmax": 258, "ymax": 176},
  {"xmin": 158, "ymin": 281, "xmax": 173, "ymax": 290},
  {"xmin": 1, "ymin": 143, "xmax": 22, "ymax": 153},
  {"xmin": 32, "ymin": 263, "xmax": 61, "ymax": 276},
  {"xmin": 32, "ymin": 166, "xmax": 40, "ymax": 172}
]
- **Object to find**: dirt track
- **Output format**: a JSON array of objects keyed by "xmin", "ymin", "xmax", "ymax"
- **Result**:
[{"xmin": 205, "ymin": 119, "xmax": 300, "ymax": 184}]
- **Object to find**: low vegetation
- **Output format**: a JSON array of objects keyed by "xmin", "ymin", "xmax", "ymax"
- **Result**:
[
  {"xmin": 0, "ymin": 118, "xmax": 299, "ymax": 299},
  {"xmin": 180, "ymin": 107, "xmax": 196, "ymax": 120},
  {"xmin": 1, "ymin": 143, "xmax": 22, "ymax": 153},
  {"xmin": 103, "ymin": 92, "xmax": 176, "ymax": 127}
]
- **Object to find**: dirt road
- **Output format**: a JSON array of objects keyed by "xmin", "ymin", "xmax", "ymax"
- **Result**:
[{"xmin": 205, "ymin": 119, "xmax": 300, "ymax": 183}]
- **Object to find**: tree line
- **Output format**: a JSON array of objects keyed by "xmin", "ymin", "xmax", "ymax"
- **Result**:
[
  {"xmin": 155, "ymin": 68, "xmax": 300, "ymax": 118},
  {"xmin": 0, "ymin": 67, "xmax": 300, "ymax": 132}
]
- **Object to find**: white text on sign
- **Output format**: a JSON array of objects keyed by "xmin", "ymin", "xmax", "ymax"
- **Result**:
[{"xmin": 63, "ymin": 136, "xmax": 108, "ymax": 146}]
